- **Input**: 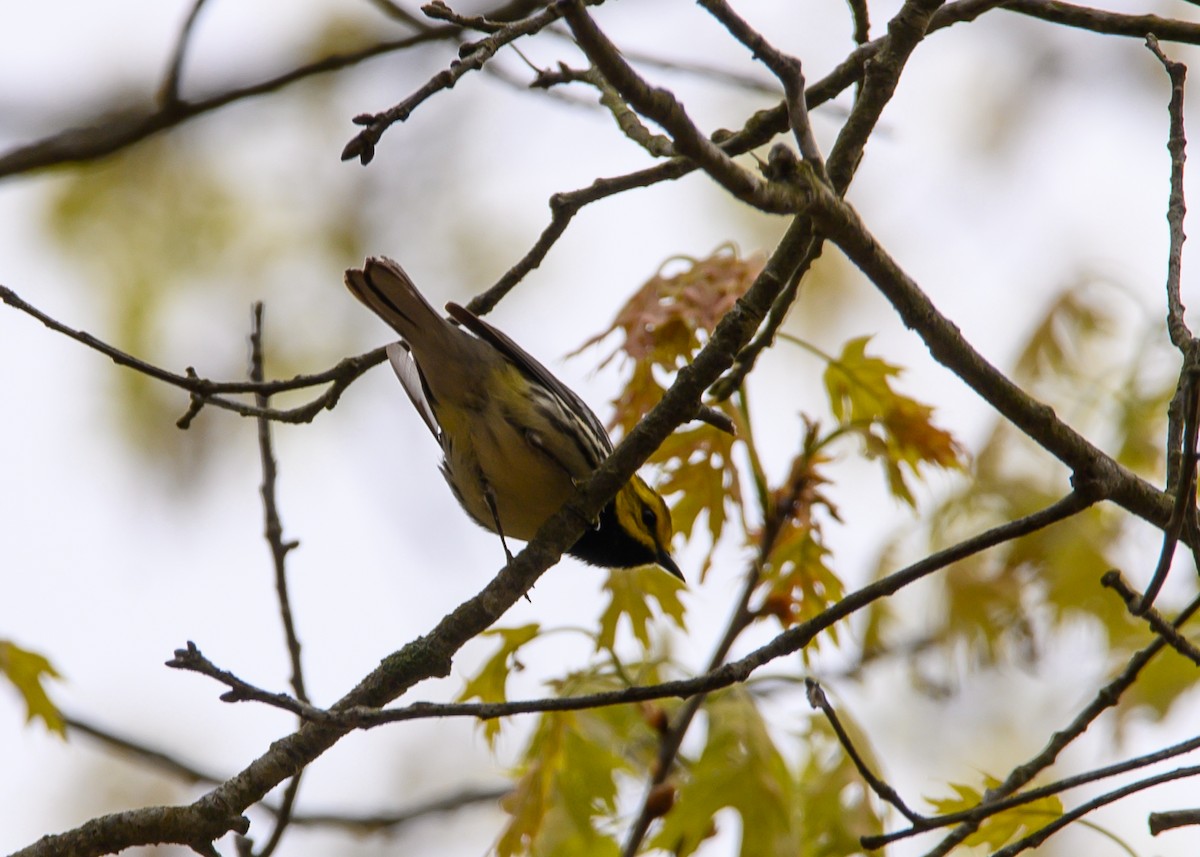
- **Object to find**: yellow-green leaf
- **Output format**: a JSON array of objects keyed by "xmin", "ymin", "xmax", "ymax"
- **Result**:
[
  {"xmin": 0, "ymin": 640, "xmax": 65, "ymax": 736},
  {"xmin": 458, "ymin": 624, "xmax": 540, "ymax": 745},
  {"xmin": 652, "ymin": 689, "xmax": 796, "ymax": 856},
  {"xmin": 761, "ymin": 525, "xmax": 844, "ymax": 646},
  {"xmin": 597, "ymin": 566, "xmax": 686, "ymax": 651},
  {"xmin": 823, "ymin": 336, "xmax": 964, "ymax": 505},
  {"xmin": 498, "ymin": 668, "xmax": 652, "ymax": 857},
  {"xmin": 652, "ymin": 418, "xmax": 743, "ymax": 572},
  {"xmin": 926, "ymin": 774, "xmax": 1063, "ymax": 850}
]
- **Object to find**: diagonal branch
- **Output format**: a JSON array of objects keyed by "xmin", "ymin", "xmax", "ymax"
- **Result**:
[
  {"xmin": 0, "ymin": 284, "xmax": 387, "ymax": 425},
  {"xmin": 12, "ymin": 186, "xmax": 818, "ymax": 857},
  {"xmin": 342, "ymin": 0, "xmax": 568, "ymax": 164},
  {"xmin": 170, "ymin": 493, "xmax": 1095, "ymax": 736},
  {"xmin": 558, "ymin": 0, "xmax": 801, "ymax": 214},
  {"xmin": 794, "ymin": 165, "xmax": 1172, "ymax": 529},
  {"xmin": 158, "ymin": 0, "xmax": 212, "ymax": 108},
  {"xmin": 921, "ymin": 586, "xmax": 1200, "ymax": 855},
  {"xmin": 865, "ymin": 730, "xmax": 1200, "ymax": 848},
  {"xmin": 0, "ymin": 32, "xmax": 454, "ymax": 181},
  {"xmin": 1003, "ymin": 0, "xmax": 1200, "ymax": 44}
]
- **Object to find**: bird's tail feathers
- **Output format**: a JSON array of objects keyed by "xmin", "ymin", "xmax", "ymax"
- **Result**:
[{"xmin": 344, "ymin": 257, "xmax": 449, "ymax": 345}]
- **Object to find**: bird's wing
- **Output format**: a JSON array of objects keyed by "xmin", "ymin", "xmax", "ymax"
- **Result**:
[
  {"xmin": 386, "ymin": 341, "xmax": 441, "ymax": 441},
  {"xmin": 446, "ymin": 302, "xmax": 613, "ymax": 462}
]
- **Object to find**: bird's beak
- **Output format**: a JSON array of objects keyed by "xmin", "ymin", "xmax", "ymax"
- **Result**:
[{"xmin": 657, "ymin": 549, "xmax": 685, "ymax": 582}]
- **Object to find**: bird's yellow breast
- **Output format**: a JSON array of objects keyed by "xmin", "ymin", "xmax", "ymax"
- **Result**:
[{"xmin": 436, "ymin": 364, "xmax": 587, "ymax": 542}]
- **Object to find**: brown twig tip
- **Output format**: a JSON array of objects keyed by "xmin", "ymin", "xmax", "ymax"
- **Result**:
[
  {"xmin": 166, "ymin": 640, "xmax": 204, "ymax": 669},
  {"xmin": 1145, "ymin": 33, "xmax": 1186, "ymax": 74},
  {"xmin": 803, "ymin": 676, "xmax": 825, "ymax": 708},
  {"xmin": 342, "ymin": 135, "xmax": 375, "ymax": 165},
  {"xmin": 1150, "ymin": 808, "xmax": 1200, "ymax": 835},
  {"xmin": 695, "ymin": 404, "xmax": 736, "ymax": 435}
]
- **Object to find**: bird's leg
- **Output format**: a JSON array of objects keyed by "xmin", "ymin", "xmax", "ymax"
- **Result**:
[{"xmin": 481, "ymin": 482, "xmax": 515, "ymax": 565}]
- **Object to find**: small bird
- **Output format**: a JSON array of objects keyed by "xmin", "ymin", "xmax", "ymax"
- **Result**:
[{"xmin": 344, "ymin": 257, "xmax": 682, "ymax": 579}]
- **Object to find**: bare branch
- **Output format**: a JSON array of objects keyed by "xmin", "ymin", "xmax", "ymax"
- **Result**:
[
  {"xmin": 247, "ymin": 304, "xmax": 307, "ymax": 857},
  {"xmin": 1104, "ymin": 571, "xmax": 1200, "ymax": 666},
  {"xmin": 807, "ymin": 679, "xmax": 924, "ymax": 822},
  {"xmin": 921, "ymin": 586, "xmax": 1200, "ymax": 855},
  {"xmin": 0, "ymin": 283, "xmax": 387, "ymax": 425},
  {"xmin": 559, "ymin": 0, "xmax": 800, "ymax": 214},
  {"xmin": 791, "ymin": 164, "xmax": 1172, "ymax": 528},
  {"xmin": 166, "ymin": 643, "xmax": 328, "ymax": 720},
  {"xmin": 0, "ymin": 32, "xmax": 453, "ymax": 181},
  {"xmin": 164, "ymin": 491, "xmax": 1096, "ymax": 739},
  {"xmin": 65, "ymin": 715, "xmax": 224, "ymax": 786},
  {"xmin": 1146, "ymin": 35, "xmax": 1191, "ymax": 350},
  {"xmin": 158, "ymin": 0, "xmax": 211, "ymax": 108},
  {"xmin": 342, "ymin": 0, "xmax": 567, "ymax": 164},
  {"xmin": 249, "ymin": 305, "xmax": 309, "ymax": 704},
  {"xmin": 67, "ymin": 713, "xmax": 504, "ymax": 835},
  {"xmin": 21, "ymin": 214, "xmax": 816, "ymax": 856},
  {"xmin": 990, "ymin": 763, "xmax": 1200, "ymax": 856},
  {"xmin": 865, "ymin": 731, "xmax": 1200, "ymax": 848},
  {"xmin": 698, "ymin": 0, "xmax": 829, "ymax": 180},
  {"xmin": 1151, "ymin": 808, "xmax": 1200, "ymax": 835},
  {"xmin": 1135, "ymin": 36, "xmax": 1196, "ymax": 613},
  {"xmin": 847, "ymin": 0, "xmax": 871, "ymax": 43},
  {"xmin": 1004, "ymin": 0, "xmax": 1200, "ymax": 44},
  {"xmin": 531, "ymin": 64, "xmax": 677, "ymax": 157},
  {"xmin": 286, "ymin": 784, "xmax": 510, "ymax": 831}
]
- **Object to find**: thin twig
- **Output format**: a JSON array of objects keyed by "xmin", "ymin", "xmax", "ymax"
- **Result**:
[
  {"xmin": 343, "ymin": 0, "xmax": 566, "ymax": 164},
  {"xmin": 990, "ymin": 764, "xmax": 1200, "ymax": 857},
  {"xmin": 158, "ymin": 0, "xmax": 211, "ymax": 108},
  {"xmin": 531, "ymin": 64, "xmax": 677, "ymax": 157},
  {"xmin": 67, "ymin": 712, "xmax": 505, "ymax": 834},
  {"xmin": 0, "ymin": 284, "xmax": 386, "ymax": 425},
  {"xmin": 0, "ymin": 32, "xmax": 454, "ymax": 180},
  {"xmin": 250, "ymin": 304, "xmax": 308, "ymax": 704},
  {"xmin": 65, "ymin": 715, "xmax": 223, "ymax": 785},
  {"xmin": 1137, "ymin": 35, "xmax": 1195, "ymax": 614},
  {"xmin": 619, "ymin": 534, "xmax": 763, "ymax": 857},
  {"xmin": 918, "ymin": 588, "xmax": 1200, "ymax": 855},
  {"xmin": 1138, "ymin": 370, "xmax": 1199, "ymax": 613},
  {"xmin": 1146, "ymin": 35, "xmax": 1191, "ymax": 350},
  {"xmin": 698, "ymin": 0, "xmax": 829, "ymax": 181},
  {"xmin": 1151, "ymin": 808, "xmax": 1200, "ymax": 835},
  {"xmin": 707, "ymin": 0, "xmax": 957, "ymax": 397},
  {"xmin": 247, "ymin": 304, "xmax": 307, "ymax": 857},
  {"xmin": 864, "ymin": 731, "xmax": 1200, "ymax": 848},
  {"xmin": 1003, "ymin": 0, "xmax": 1200, "ymax": 45},
  {"xmin": 1103, "ymin": 571, "xmax": 1200, "ymax": 665},
  {"xmin": 559, "ymin": 0, "xmax": 800, "ymax": 215},
  {"xmin": 167, "ymin": 643, "xmax": 328, "ymax": 720},
  {"xmin": 806, "ymin": 679, "xmax": 924, "ymax": 822},
  {"xmin": 286, "ymin": 784, "xmax": 510, "ymax": 830},
  {"xmin": 366, "ymin": 0, "xmax": 435, "ymax": 30},
  {"xmin": 847, "ymin": 0, "xmax": 871, "ymax": 43}
]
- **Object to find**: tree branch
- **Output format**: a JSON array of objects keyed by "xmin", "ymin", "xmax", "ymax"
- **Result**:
[{"xmin": 0, "ymin": 284, "xmax": 387, "ymax": 425}]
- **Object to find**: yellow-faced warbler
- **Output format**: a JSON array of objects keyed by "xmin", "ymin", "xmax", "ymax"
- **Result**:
[{"xmin": 344, "ymin": 257, "xmax": 682, "ymax": 580}]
